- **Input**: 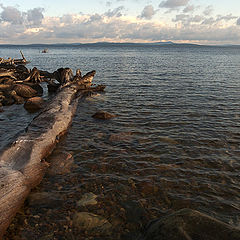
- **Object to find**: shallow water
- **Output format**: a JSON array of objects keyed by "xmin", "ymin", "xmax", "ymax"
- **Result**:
[{"xmin": 1, "ymin": 44, "xmax": 240, "ymax": 239}]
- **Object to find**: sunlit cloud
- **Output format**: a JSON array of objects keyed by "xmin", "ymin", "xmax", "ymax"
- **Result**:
[{"xmin": 0, "ymin": 3, "xmax": 239, "ymax": 45}]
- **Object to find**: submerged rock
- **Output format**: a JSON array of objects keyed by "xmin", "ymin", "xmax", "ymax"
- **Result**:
[
  {"xmin": 73, "ymin": 212, "xmax": 112, "ymax": 234},
  {"xmin": 121, "ymin": 200, "xmax": 147, "ymax": 226},
  {"xmin": 141, "ymin": 208, "xmax": 240, "ymax": 240},
  {"xmin": 77, "ymin": 192, "xmax": 98, "ymax": 207},
  {"xmin": 47, "ymin": 151, "xmax": 74, "ymax": 175},
  {"xmin": 109, "ymin": 132, "xmax": 132, "ymax": 142},
  {"xmin": 27, "ymin": 192, "xmax": 63, "ymax": 208},
  {"xmin": 92, "ymin": 110, "xmax": 116, "ymax": 120}
]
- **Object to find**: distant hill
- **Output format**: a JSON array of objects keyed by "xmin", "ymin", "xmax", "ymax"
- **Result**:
[{"xmin": 0, "ymin": 42, "xmax": 239, "ymax": 48}]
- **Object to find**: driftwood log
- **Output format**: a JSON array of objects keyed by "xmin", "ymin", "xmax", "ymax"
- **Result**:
[
  {"xmin": 0, "ymin": 51, "xmax": 28, "ymax": 66},
  {"xmin": 0, "ymin": 76, "xmax": 105, "ymax": 238}
]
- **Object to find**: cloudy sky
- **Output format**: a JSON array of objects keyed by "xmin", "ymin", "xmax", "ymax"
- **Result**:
[{"xmin": 0, "ymin": 0, "xmax": 240, "ymax": 45}]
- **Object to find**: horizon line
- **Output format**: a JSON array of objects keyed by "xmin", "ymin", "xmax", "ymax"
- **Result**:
[{"xmin": 0, "ymin": 41, "xmax": 239, "ymax": 47}]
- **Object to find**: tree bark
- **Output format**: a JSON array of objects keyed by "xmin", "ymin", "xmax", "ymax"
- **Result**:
[{"xmin": 0, "ymin": 83, "xmax": 83, "ymax": 238}]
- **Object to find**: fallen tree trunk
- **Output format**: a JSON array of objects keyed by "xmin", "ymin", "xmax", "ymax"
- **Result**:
[{"xmin": 0, "ymin": 82, "xmax": 90, "ymax": 238}]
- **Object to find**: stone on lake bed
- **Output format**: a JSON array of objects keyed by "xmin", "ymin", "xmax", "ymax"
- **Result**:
[
  {"xmin": 141, "ymin": 208, "xmax": 240, "ymax": 240},
  {"xmin": 73, "ymin": 212, "xmax": 112, "ymax": 234},
  {"xmin": 27, "ymin": 192, "xmax": 63, "ymax": 208},
  {"xmin": 77, "ymin": 192, "xmax": 98, "ymax": 207},
  {"xmin": 92, "ymin": 110, "xmax": 116, "ymax": 120},
  {"xmin": 158, "ymin": 136, "xmax": 178, "ymax": 145},
  {"xmin": 109, "ymin": 132, "xmax": 132, "ymax": 142},
  {"xmin": 47, "ymin": 151, "xmax": 74, "ymax": 175}
]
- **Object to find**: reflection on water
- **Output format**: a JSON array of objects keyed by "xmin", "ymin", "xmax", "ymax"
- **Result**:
[{"xmin": 1, "ymin": 45, "xmax": 240, "ymax": 239}]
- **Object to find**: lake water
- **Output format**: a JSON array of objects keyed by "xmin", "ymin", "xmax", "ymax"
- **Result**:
[{"xmin": 1, "ymin": 44, "xmax": 240, "ymax": 239}]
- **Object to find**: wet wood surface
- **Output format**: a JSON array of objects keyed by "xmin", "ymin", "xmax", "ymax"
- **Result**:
[{"xmin": 0, "ymin": 83, "xmax": 81, "ymax": 238}]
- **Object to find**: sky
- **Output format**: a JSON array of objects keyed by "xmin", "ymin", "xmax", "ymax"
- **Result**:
[{"xmin": 0, "ymin": 0, "xmax": 240, "ymax": 45}]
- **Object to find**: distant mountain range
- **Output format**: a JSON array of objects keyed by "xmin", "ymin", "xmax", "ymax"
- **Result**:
[{"xmin": 0, "ymin": 41, "xmax": 239, "ymax": 47}]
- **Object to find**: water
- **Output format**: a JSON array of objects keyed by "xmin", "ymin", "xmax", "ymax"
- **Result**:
[{"xmin": 1, "ymin": 44, "xmax": 240, "ymax": 239}]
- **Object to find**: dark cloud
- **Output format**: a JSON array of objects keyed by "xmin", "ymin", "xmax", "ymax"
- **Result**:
[
  {"xmin": 159, "ymin": 0, "xmax": 190, "ymax": 9},
  {"xmin": 173, "ymin": 14, "xmax": 203, "ymax": 25},
  {"xmin": 106, "ymin": 0, "xmax": 125, "ymax": 7},
  {"xmin": 26, "ymin": 8, "xmax": 44, "ymax": 26},
  {"xmin": 237, "ymin": 18, "xmax": 240, "ymax": 25},
  {"xmin": 0, "ymin": 5, "xmax": 23, "ymax": 24},
  {"xmin": 183, "ymin": 5, "xmax": 195, "ymax": 13},
  {"xmin": 0, "ymin": 4, "xmax": 44, "ymax": 26},
  {"xmin": 60, "ymin": 14, "xmax": 75, "ymax": 24},
  {"xmin": 139, "ymin": 5, "xmax": 156, "ymax": 20},
  {"xmin": 105, "ymin": 6, "xmax": 124, "ymax": 17},
  {"xmin": 216, "ymin": 14, "xmax": 237, "ymax": 22},
  {"xmin": 106, "ymin": 1, "xmax": 112, "ymax": 7},
  {"xmin": 88, "ymin": 13, "xmax": 103, "ymax": 22},
  {"xmin": 203, "ymin": 6, "xmax": 213, "ymax": 16},
  {"xmin": 201, "ymin": 17, "xmax": 215, "ymax": 25},
  {"xmin": 173, "ymin": 14, "xmax": 188, "ymax": 22},
  {"xmin": 173, "ymin": 12, "xmax": 237, "ymax": 27}
]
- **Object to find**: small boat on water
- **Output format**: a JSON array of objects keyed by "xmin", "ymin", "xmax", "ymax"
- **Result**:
[{"xmin": 42, "ymin": 48, "xmax": 48, "ymax": 53}]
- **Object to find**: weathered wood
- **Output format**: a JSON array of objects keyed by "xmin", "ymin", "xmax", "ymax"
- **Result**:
[
  {"xmin": 23, "ymin": 67, "xmax": 42, "ymax": 83},
  {"xmin": 0, "ymin": 82, "xmax": 85, "ymax": 238},
  {"xmin": 19, "ymin": 51, "xmax": 26, "ymax": 62},
  {"xmin": 0, "ymin": 51, "xmax": 29, "ymax": 66},
  {"xmin": 0, "ymin": 70, "xmax": 16, "ymax": 80}
]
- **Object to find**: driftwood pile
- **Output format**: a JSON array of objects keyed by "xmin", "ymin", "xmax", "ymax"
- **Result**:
[
  {"xmin": 0, "ymin": 51, "xmax": 104, "ymax": 112},
  {"xmin": 0, "ymin": 52, "xmax": 105, "ymax": 238}
]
